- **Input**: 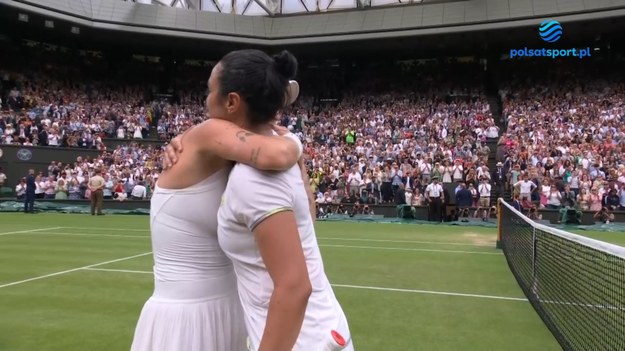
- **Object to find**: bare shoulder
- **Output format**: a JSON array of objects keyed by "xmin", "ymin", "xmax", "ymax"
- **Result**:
[
  {"xmin": 188, "ymin": 119, "xmax": 238, "ymax": 140},
  {"xmin": 158, "ymin": 136, "xmax": 227, "ymax": 189}
]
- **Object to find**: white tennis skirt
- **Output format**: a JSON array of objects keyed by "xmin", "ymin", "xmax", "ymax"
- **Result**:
[{"xmin": 131, "ymin": 276, "xmax": 247, "ymax": 351}]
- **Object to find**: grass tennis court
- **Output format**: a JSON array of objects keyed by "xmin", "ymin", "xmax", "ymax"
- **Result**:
[{"xmin": 1, "ymin": 213, "xmax": 623, "ymax": 351}]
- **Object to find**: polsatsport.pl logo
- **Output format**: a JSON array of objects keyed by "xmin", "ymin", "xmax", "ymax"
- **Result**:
[{"xmin": 509, "ymin": 19, "xmax": 591, "ymax": 59}]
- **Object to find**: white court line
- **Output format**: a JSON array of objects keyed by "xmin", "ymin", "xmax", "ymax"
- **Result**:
[
  {"xmin": 83, "ymin": 267, "xmax": 526, "ymax": 302},
  {"xmin": 62, "ymin": 227, "xmax": 494, "ymax": 248},
  {"xmin": 317, "ymin": 237, "xmax": 492, "ymax": 247},
  {"xmin": 7, "ymin": 230, "xmax": 498, "ymax": 255},
  {"xmin": 331, "ymin": 284, "xmax": 527, "ymax": 302},
  {"xmin": 0, "ymin": 252, "xmax": 152, "ymax": 289},
  {"xmin": 16, "ymin": 232, "xmax": 492, "ymax": 248},
  {"xmin": 86, "ymin": 270, "xmax": 621, "ymax": 307},
  {"xmin": 318, "ymin": 244, "xmax": 502, "ymax": 255},
  {"xmin": 19, "ymin": 232, "xmax": 149, "ymax": 239},
  {"xmin": 0, "ymin": 227, "xmax": 63, "ymax": 236},
  {"xmin": 62, "ymin": 226, "xmax": 149, "ymax": 232},
  {"xmin": 84, "ymin": 268, "xmax": 153, "ymax": 274}
]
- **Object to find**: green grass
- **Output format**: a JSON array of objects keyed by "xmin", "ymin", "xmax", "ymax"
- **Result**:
[
  {"xmin": 0, "ymin": 214, "xmax": 574, "ymax": 351},
  {"xmin": 569, "ymin": 229, "xmax": 625, "ymax": 247}
]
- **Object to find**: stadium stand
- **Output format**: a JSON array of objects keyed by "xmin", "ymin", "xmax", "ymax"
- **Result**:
[
  {"xmin": 1, "ymin": 42, "xmax": 624, "ymax": 223},
  {"xmin": 496, "ymin": 60, "xmax": 625, "ymax": 219}
]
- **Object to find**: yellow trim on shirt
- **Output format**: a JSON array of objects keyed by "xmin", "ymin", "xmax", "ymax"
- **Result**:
[{"xmin": 250, "ymin": 207, "xmax": 293, "ymax": 231}]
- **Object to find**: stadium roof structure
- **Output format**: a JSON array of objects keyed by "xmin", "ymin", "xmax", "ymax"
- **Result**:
[
  {"xmin": 126, "ymin": 0, "xmax": 426, "ymax": 17},
  {"xmin": 1, "ymin": 0, "xmax": 625, "ymax": 52}
]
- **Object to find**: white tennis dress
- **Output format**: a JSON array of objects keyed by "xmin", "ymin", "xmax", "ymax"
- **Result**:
[
  {"xmin": 218, "ymin": 162, "xmax": 354, "ymax": 351},
  {"xmin": 131, "ymin": 168, "xmax": 247, "ymax": 351}
]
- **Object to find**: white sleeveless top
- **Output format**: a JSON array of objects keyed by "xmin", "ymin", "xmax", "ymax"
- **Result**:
[
  {"xmin": 218, "ymin": 163, "xmax": 351, "ymax": 351},
  {"xmin": 150, "ymin": 168, "xmax": 235, "ymax": 300}
]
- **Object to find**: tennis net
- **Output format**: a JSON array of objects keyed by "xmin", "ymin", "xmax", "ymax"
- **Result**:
[{"xmin": 498, "ymin": 199, "xmax": 625, "ymax": 351}]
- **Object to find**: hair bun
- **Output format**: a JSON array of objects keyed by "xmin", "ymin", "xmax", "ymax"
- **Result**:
[{"xmin": 272, "ymin": 50, "xmax": 298, "ymax": 80}]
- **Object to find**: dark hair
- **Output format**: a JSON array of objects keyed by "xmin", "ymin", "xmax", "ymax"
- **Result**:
[{"xmin": 218, "ymin": 49, "xmax": 297, "ymax": 125}]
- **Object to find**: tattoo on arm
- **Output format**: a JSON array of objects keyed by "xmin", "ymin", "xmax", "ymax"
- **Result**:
[
  {"xmin": 250, "ymin": 148, "xmax": 261, "ymax": 166},
  {"xmin": 236, "ymin": 130, "xmax": 255, "ymax": 142}
]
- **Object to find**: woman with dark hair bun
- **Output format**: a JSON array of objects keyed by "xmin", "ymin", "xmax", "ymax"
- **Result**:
[
  {"xmin": 164, "ymin": 49, "xmax": 354, "ymax": 351},
  {"xmin": 130, "ymin": 49, "xmax": 304, "ymax": 351},
  {"xmin": 216, "ymin": 49, "xmax": 298, "ymax": 126},
  {"xmin": 216, "ymin": 50, "xmax": 353, "ymax": 350}
]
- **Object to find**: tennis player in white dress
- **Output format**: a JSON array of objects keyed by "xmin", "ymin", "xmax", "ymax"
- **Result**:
[
  {"xmin": 219, "ymin": 158, "xmax": 354, "ymax": 351},
  {"xmin": 130, "ymin": 62, "xmax": 303, "ymax": 351},
  {"xmin": 216, "ymin": 50, "xmax": 354, "ymax": 351}
]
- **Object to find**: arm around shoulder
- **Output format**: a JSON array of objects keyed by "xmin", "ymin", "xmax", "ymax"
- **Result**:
[{"xmin": 190, "ymin": 119, "xmax": 301, "ymax": 171}]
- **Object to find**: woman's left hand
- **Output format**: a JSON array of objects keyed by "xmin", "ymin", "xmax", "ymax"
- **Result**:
[{"xmin": 162, "ymin": 136, "xmax": 184, "ymax": 170}]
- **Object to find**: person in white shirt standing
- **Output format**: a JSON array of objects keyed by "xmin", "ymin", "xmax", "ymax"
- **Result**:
[
  {"xmin": 513, "ymin": 175, "xmax": 537, "ymax": 202},
  {"xmin": 15, "ymin": 177, "xmax": 26, "ymax": 200},
  {"xmin": 44, "ymin": 175, "xmax": 57, "ymax": 199},
  {"xmin": 476, "ymin": 177, "xmax": 493, "ymax": 221},
  {"xmin": 347, "ymin": 167, "xmax": 362, "ymax": 197},
  {"xmin": 425, "ymin": 176, "xmax": 444, "ymax": 222}
]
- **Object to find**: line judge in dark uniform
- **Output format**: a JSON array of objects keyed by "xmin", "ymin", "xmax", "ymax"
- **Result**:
[
  {"xmin": 24, "ymin": 169, "xmax": 36, "ymax": 213},
  {"xmin": 425, "ymin": 176, "xmax": 444, "ymax": 222}
]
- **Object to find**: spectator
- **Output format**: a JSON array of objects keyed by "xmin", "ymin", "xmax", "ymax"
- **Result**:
[
  {"xmin": 68, "ymin": 179, "xmax": 80, "ymax": 200},
  {"xmin": 103, "ymin": 174, "xmax": 114, "ymax": 200},
  {"xmin": 546, "ymin": 185, "xmax": 563, "ymax": 209},
  {"xmin": 15, "ymin": 177, "xmax": 26, "ymax": 200},
  {"xmin": 0, "ymin": 167, "xmax": 6, "ymax": 187},
  {"xmin": 514, "ymin": 175, "xmax": 537, "ymax": 202},
  {"xmin": 589, "ymin": 188, "xmax": 602, "ymax": 212},
  {"xmin": 476, "ymin": 177, "xmax": 492, "ymax": 220},
  {"xmin": 604, "ymin": 189, "xmax": 620, "ymax": 209},
  {"xmin": 455, "ymin": 183, "xmax": 473, "ymax": 218},
  {"xmin": 131, "ymin": 181, "xmax": 147, "ymax": 200},
  {"xmin": 54, "ymin": 178, "xmax": 68, "ymax": 200},
  {"xmin": 492, "ymin": 162, "xmax": 505, "ymax": 198},
  {"xmin": 394, "ymin": 183, "xmax": 407, "ymax": 205},
  {"xmin": 511, "ymin": 194, "xmax": 522, "ymax": 212}
]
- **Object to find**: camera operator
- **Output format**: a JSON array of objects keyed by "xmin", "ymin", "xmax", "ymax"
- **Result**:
[
  {"xmin": 559, "ymin": 185, "xmax": 581, "ymax": 224},
  {"xmin": 362, "ymin": 204, "xmax": 374, "ymax": 215},
  {"xmin": 349, "ymin": 201, "xmax": 363, "ymax": 217},
  {"xmin": 594, "ymin": 206, "xmax": 615, "ymax": 224}
]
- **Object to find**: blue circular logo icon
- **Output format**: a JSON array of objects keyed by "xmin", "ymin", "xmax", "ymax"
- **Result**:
[
  {"xmin": 17, "ymin": 148, "xmax": 32, "ymax": 161},
  {"xmin": 539, "ymin": 20, "xmax": 563, "ymax": 43}
]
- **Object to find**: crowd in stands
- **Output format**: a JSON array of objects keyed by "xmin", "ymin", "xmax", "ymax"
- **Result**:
[
  {"xmin": 2, "ymin": 56, "xmax": 501, "ymax": 208},
  {"xmin": 498, "ymin": 60, "xmax": 625, "ymax": 220},
  {"xmin": 0, "ymin": 66, "xmax": 205, "ymax": 147},
  {"xmin": 13, "ymin": 143, "xmax": 161, "ymax": 201},
  {"xmin": 289, "ymin": 62, "xmax": 500, "ymax": 213},
  {"xmin": 2, "ymin": 45, "xmax": 625, "ymax": 220}
]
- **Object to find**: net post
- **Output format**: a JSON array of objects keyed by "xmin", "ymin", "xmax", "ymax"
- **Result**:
[
  {"xmin": 531, "ymin": 227, "xmax": 537, "ymax": 295},
  {"xmin": 496, "ymin": 198, "xmax": 502, "ymax": 249}
]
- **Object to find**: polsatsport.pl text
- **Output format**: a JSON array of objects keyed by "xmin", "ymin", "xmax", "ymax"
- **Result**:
[{"xmin": 510, "ymin": 47, "xmax": 592, "ymax": 59}]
